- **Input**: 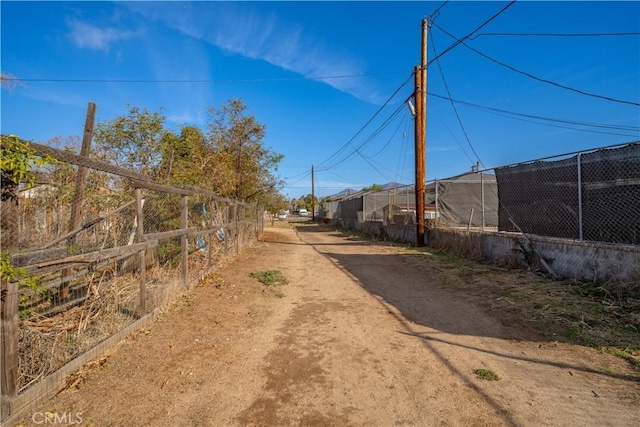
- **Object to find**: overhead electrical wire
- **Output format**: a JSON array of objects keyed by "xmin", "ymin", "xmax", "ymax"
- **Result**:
[
  {"xmin": 428, "ymin": 0, "xmax": 450, "ymax": 20},
  {"xmin": 363, "ymin": 112, "xmax": 409, "ymax": 159},
  {"xmin": 394, "ymin": 123, "xmax": 410, "ymax": 185},
  {"xmin": 360, "ymin": 156, "xmax": 397, "ymax": 183},
  {"xmin": 325, "ymin": 170, "xmax": 353, "ymax": 185},
  {"xmin": 438, "ymin": 118, "xmax": 476, "ymax": 165},
  {"xmin": 428, "ymin": 93, "xmax": 640, "ymax": 137},
  {"xmin": 427, "ymin": 0, "xmax": 517, "ymax": 67},
  {"xmin": 399, "ymin": 123, "xmax": 411, "ymax": 183},
  {"xmin": 427, "ymin": 7, "xmax": 637, "ymax": 268},
  {"xmin": 336, "ymin": 105, "xmax": 408, "ymax": 182},
  {"xmin": 467, "ymin": 110, "xmax": 639, "ymax": 138},
  {"xmin": 285, "ymin": 173, "xmax": 311, "ymax": 186},
  {"xmin": 317, "ymin": 103, "xmax": 409, "ymax": 183},
  {"xmin": 432, "ymin": 22, "xmax": 640, "ymax": 107},
  {"xmin": 429, "ymin": 25, "xmax": 486, "ymax": 168},
  {"xmin": 0, "ymin": 71, "xmax": 407, "ymax": 84},
  {"xmin": 470, "ymin": 31, "xmax": 640, "ymax": 39},
  {"xmin": 310, "ymin": 1, "xmax": 517, "ymax": 184},
  {"xmin": 336, "ymin": 101, "xmax": 407, "ymax": 165},
  {"xmin": 314, "ymin": 72, "xmax": 414, "ymax": 171}
]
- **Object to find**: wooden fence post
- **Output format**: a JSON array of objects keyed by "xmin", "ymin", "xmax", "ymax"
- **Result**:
[
  {"xmin": 135, "ymin": 189, "xmax": 146, "ymax": 316},
  {"xmin": 181, "ymin": 195, "xmax": 188, "ymax": 288},
  {"xmin": 207, "ymin": 233, "xmax": 213, "ymax": 267},
  {"xmin": 62, "ymin": 102, "xmax": 96, "ymax": 300},
  {"xmin": 1, "ymin": 193, "xmax": 19, "ymax": 418},
  {"xmin": 0, "ymin": 280, "xmax": 18, "ymax": 419},
  {"xmin": 234, "ymin": 203, "xmax": 240, "ymax": 255},
  {"xmin": 224, "ymin": 204, "xmax": 229, "ymax": 255}
]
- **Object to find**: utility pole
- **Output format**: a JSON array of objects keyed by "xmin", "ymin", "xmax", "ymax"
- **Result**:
[
  {"xmin": 414, "ymin": 19, "xmax": 427, "ymax": 246},
  {"xmin": 311, "ymin": 165, "xmax": 315, "ymax": 221}
]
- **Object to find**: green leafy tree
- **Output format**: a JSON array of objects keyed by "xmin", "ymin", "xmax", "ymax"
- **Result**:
[
  {"xmin": 0, "ymin": 135, "xmax": 47, "ymax": 201},
  {"xmin": 295, "ymin": 194, "xmax": 318, "ymax": 211},
  {"xmin": 207, "ymin": 99, "xmax": 284, "ymax": 207},
  {"xmin": 160, "ymin": 126, "xmax": 237, "ymax": 196},
  {"xmin": 94, "ymin": 105, "xmax": 166, "ymax": 177},
  {"xmin": 90, "ymin": 101, "xmax": 287, "ymax": 211},
  {"xmin": 362, "ymin": 183, "xmax": 385, "ymax": 192}
]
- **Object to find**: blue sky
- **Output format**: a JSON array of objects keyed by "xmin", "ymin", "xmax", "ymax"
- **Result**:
[{"xmin": 2, "ymin": 1, "xmax": 639, "ymax": 199}]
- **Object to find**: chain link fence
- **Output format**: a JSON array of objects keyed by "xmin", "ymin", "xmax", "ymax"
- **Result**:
[
  {"xmin": 1, "ymin": 140, "xmax": 263, "ymax": 421},
  {"xmin": 325, "ymin": 173, "xmax": 499, "ymax": 230},
  {"xmin": 496, "ymin": 143, "xmax": 640, "ymax": 245},
  {"xmin": 325, "ymin": 142, "xmax": 639, "ymax": 245}
]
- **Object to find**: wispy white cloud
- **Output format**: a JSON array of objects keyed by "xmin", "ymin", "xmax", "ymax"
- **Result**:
[
  {"xmin": 21, "ymin": 86, "xmax": 86, "ymax": 108},
  {"xmin": 125, "ymin": 3, "xmax": 379, "ymax": 103},
  {"xmin": 427, "ymin": 145, "xmax": 458, "ymax": 154},
  {"xmin": 67, "ymin": 18, "xmax": 135, "ymax": 51},
  {"xmin": 166, "ymin": 110, "xmax": 207, "ymax": 127},
  {"xmin": 316, "ymin": 180, "xmax": 367, "ymax": 190}
]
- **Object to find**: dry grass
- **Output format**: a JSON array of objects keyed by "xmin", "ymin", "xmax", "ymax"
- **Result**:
[
  {"xmin": 17, "ymin": 263, "xmax": 187, "ymax": 392},
  {"xmin": 15, "ymin": 226, "xmax": 259, "ymax": 394},
  {"xmin": 399, "ymin": 245, "xmax": 640, "ymax": 369}
]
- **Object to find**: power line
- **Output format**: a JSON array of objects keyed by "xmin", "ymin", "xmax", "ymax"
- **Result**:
[
  {"xmin": 360, "ymin": 156, "xmax": 397, "ymax": 183},
  {"xmin": 364, "ymin": 111, "xmax": 409, "ymax": 159},
  {"xmin": 327, "ymin": 102, "xmax": 406, "ymax": 171},
  {"xmin": 286, "ymin": 173, "xmax": 310, "ymax": 186},
  {"xmin": 428, "ymin": 0, "xmax": 450, "ymax": 20},
  {"xmin": 432, "ymin": 22, "xmax": 640, "ymax": 107},
  {"xmin": 1, "ymin": 71, "xmax": 407, "ymax": 84},
  {"xmin": 474, "ymin": 110, "xmax": 639, "ymax": 138},
  {"xmin": 438, "ymin": 118, "xmax": 476, "ymax": 164},
  {"xmin": 314, "ymin": 72, "xmax": 414, "ymax": 171},
  {"xmin": 312, "ymin": 2, "xmax": 516, "ymax": 189},
  {"xmin": 427, "ymin": 1, "xmax": 517, "ymax": 67},
  {"xmin": 430, "ymin": 26, "xmax": 485, "ymax": 168},
  {"xmin": 394, "ymin": 121, "xmax": 410, "ymax": 184},
  {"xmin": 470, "ymin": 31, "xmax": 640, "ymax": 39},
  {"xmin": 428, "ymin": 92, "xmax": 640, "ymax": 134},
  {"xmin": 344, "ymin": 102, "xmax": 407, "ymax": 163}
]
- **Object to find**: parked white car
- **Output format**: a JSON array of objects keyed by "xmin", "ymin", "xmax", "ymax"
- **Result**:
[
  {"xmin": 298, "ymin": 209, "xmax": 308, "ymax": 217},
  {"xmin": 276, "ymin": 211, "xmax": 288, "ymax": 219}
]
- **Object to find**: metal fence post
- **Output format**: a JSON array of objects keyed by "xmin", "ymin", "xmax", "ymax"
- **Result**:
[
  {"xmin": 577, "ymin": 153, "xmax": 583, "ymax": 241},
  {"xmin": 362, "ymin": 194, "xmax": 366, "ymax": 222},
  {"xmin": 481, "ymin": 172, "xmax": 485, "ymax": 232},
  {"xmin": 434, "ymin": 179, "xmax": 439, "ymax": 227}
]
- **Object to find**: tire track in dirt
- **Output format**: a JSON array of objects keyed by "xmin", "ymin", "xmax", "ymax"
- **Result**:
[
  {"xmin": 289, "ymin": 226, "xmax": 639, "ymax": 426},
  {"xmin": 238, "ymin": 227, "xmax": 516, "ymax": 426}
]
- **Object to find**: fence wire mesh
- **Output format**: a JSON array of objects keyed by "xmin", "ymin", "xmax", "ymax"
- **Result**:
[
  {"xmin": 496, "ymin": 143, "xmax": 640, "ymax": 245},
  {"xmin": 325, "ymin": 142, "xmax": 638, "ymax": 246},
  {"xmin": 327, "ymin": 173, "xmax": 498, "ymax": 230},
  {"xmin": 1, "ymin": 145, "xmax": 263, "ymax": 404}
]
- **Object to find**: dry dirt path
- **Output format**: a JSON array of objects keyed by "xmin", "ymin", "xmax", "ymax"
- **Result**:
[{"xmin": 16, "ymin": 225, "xmax": 639, "ymax": 426}]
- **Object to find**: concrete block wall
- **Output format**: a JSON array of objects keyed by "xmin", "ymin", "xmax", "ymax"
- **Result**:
[
  {"xmin": 427, "ymin": 228, "xmax": 640, "ymax": 282},
  {"xmin": 329, "ymin": 219, "xmax": 640, "ymax": 282}
]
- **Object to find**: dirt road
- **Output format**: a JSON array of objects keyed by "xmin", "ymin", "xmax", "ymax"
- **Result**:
[{"xmin": 16, "ymin": 225, "xmax": 639, "ymax": 426}]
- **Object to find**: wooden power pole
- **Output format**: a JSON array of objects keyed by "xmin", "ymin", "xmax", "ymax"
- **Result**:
[
  {"xmin": 415, "ymin": 19, "xmax": 427, "ymax": 246},
  {"xmin": 311, "ymin": 165, "xmax": 315, "ymax": 221}
]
